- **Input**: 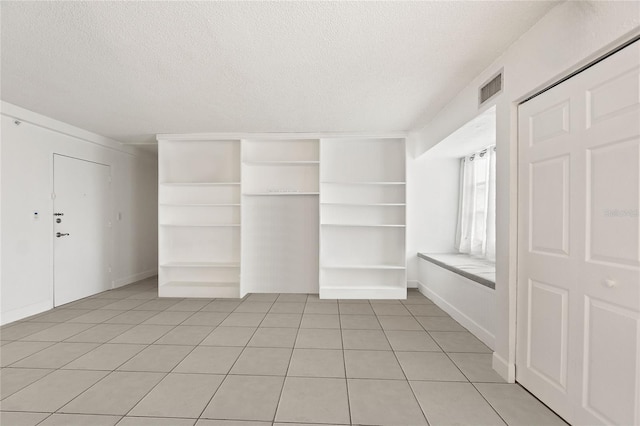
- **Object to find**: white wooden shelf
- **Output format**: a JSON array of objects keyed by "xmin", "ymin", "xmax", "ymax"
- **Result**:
[
  {"xmin": 243, "ymin": 192, "xmax": 319, "ymax": 196},
  {"xmin": 320, "ymin": 285, "xmax": 406, "ymax": 300},
  {"xmin": 160, "ymin": 262, "xmax": 240, "ymax": 268},
  {"xmin": 159, "ymin": 281, "xmax": 240, "ymax": 298},
  {"xmin": 321, "ymin": 202, "xmax": 406, "ymax": 206},
  {"xmin": 321, "ymin": 181, "xmax": 405, "ymax": 185},
  {"xmin": 160, "ymin": 224, "xmax": 241, "ymax": 227},
  {"xmin": 160, "ymin": 182, "xmax": 241, "ymax": 186},
  {"xmin": 321, "ymin": 223, "xmax": 405, "ymax": 228},
  {"xmin": 160, "ymin": 203, "xmax": 240, "ymax": 207},
  {"xmin": 243, "ymin": 161, "xmax": 319, "ymax": 166},
  {"xmin": 322, "ymin": 264, "xmax": 405, "ymax": 270}
]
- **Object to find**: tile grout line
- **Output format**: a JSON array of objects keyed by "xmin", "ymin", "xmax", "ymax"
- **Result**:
[
  {"xmin": 371, "ymin": 300, "xmax": 431, "ymax": 426},
  {"xmin": 337, "ymin": 299, "xmax": 353, "ymax": 426}
]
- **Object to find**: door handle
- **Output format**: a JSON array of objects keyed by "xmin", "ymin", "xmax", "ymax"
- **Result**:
[{"xmin": 56, "ymin": 232, "xmax": 70, "ymax": 238}]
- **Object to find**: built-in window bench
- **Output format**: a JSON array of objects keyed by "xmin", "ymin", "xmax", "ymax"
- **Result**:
[
  {"xmin": 417, "ymin": 253, "xmax": 495, "ymax": 289},
  {"xmin": 417, "ymin": 252, "xmax": 496, "ymax": 350}
]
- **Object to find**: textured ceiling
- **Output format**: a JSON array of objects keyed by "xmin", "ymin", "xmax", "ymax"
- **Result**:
[{"xmin": 1, "ymin": 1, "xmax": 557, "ymax": 144}]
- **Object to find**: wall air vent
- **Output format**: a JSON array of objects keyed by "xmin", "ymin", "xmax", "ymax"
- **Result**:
[{"xmin": 479, "ymin": 70, "xmax": 503, "ymax": 107}]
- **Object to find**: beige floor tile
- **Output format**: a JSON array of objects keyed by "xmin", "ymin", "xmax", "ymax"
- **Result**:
[
  {"xmin": 449, "ymin": 353, "xmax": 506, "ymax": 383},
  {"xmin": 219, "ymin": 313, "xmax": 265, "ymax": 327},
  {"xmin": 200, "ymin": 301, "xmax": 242, "ymax": 312},
  {"xmin": 174, "ymin": 346, "xmax": 242, "ymax": 374},
  {"xmin": 384, "ymin": 330, "xmax": 441, "ymax": 351},
  {"xmin": 66, "ymin": 310, "xmax": 123, "ymax": 324},
  {"xmin": 201, "ymin": 375, "xmax": 284, "ymax": 421},
  {"xmin": 133, "ymin": 299, "xmax": 182, "ymax": 311},
  {"xmin": 142, "ymin": 311, "xmax": 194, "ymax": 325},
  {"xmin": 0, "ymin": 368, "xmax": 53, "ymax": 399},
  {"xmin": 65, "ymin": 324, "xmax": 135, "ymax": 343},
  {"xmin": 1, "ymin": 369, "xmax": 108, "ymax": 412},
  {"xmin": 396, "ymin": 351, "xmax": 467, "ymax": 381},
  {"xmin": 166, "ymin": 299, "xmax": 212, "ymax": 311},
  {"xmin": 300, "ymin": 314, "xmax": 340, "ymax": 329},
  {"xmin": 196, "ymin": 421, "xmax": 267, "ymax": 426},
  {"xmin": 295, "ymin": 329, "xmax": 342, "ymax": 349},
  {"xmin": 119, "ymin": 417, "xmax": 196, "ymax": 426},
  {"xmin": 129, "ymin": 373, "xmax": 224, "ymax": 418},
  {"xmin": 287, "ymin": 348, "xmax": 345, "ymax": 378},
  {"xmin": 275, "ymin": 377, "xmax": 350, "ymax": 424},
  {"xmin": 0, "ymin": 322, "xmax": 57, "ymax": 341},
  {"xmin": 276, "ymin": 294, "xmax": 308, "ymax": 303},
  {"xmin": 303, "ymin": 303, "xmax": 339, "ymax": 314},
  {"xmin": 245, "ymin": 294, "xmax": 278, "ymax": 302},
  {"xmin": 108, "ymin": 325, "xmax": 173, "ymax": 344},
  {"xmin": 247, "ymin": 327, "xmax": 297, "ymax": 348},
  {"xmin": 259, "ymin": 313, "xmax": 302, "ymax": 328},
  {"xmin": 105, "ymin": 311, "xmax": 158, "ymax": 325},
  {"xmin": 338, "ymin": 303, "xmax": 374, "ymax": 315},
  {"xmin": 100, "ymin": 299, "xmax": 148, "ymax": 311},
  {"xmin": 344, "ymin": 350, "xmax": 405, "ymax": 379},
  {"xmin": 406, "ymin": 304, "xmax": 448, "ymax": 316},
  {"xmin": 0, "ymin": 341, "xmax": 56, "ymax": 367},
  {"xmin": 38, "ymin": 413, "xmax": 121, "ymax": 426},
  {"xmin": 348, "ymin": 378, "xmax": 427, "ymax": 425},
  {"xmin": 12, "ymin": 342, "xmax": 99, "ymax": 368},
  {"xmin": 63, "ymin": 344, "xmax": 146, "ymax": 370},
  {"xmin": 475, "ymin": 383, "xmax": 568, "ymax": 426},
  {"xmin": 230, "ymin": 347, "xmax": 291, "ymax": 376},
  {"xmin": 200, "ymin": 327, "xmax": 256, "ymax": 346},
  {"xmin": 234, "ymin": 302, "xmax": 273, "ymax": 313},
  {"xmin": 411, "ymin": 381, "xmax": 506, "ymax": 426},
  {"xmin": 372, "ymin": 304, "xmax": 411, "ymax": 316},
  {"xmin": 60, "ymin": 371, "xmax": 164, "ymax": 415},
  {"xmin": 341, "ymin": 329, "xmax": 391, "ymax": 350},
  {"xmin": 430, "ymin": 331, "xmax": 492, "ymax": 353},
  {"xmin": 339, "ymin": 314, "xmax": 381, "ymax": 330},
  {"xmin": 20, "ymin": 323, "xmax": 94, "ymax": 342},
  {"xmin": 0, "ymin": 412, "xmax": 49, "ymax": 426},
  {"xmin": 416, "ymin": 316, "xmax": 467, "ymax": 331},
  {"xmin": 180, "ymin": 312, "xmax": 228, "ymax": 327},
  {"xmin": 118, "ymin": 345, "xmax": 193, "ymax": 372},
  {"xmin": 67, "ymin": 299, "xmax": 116, "ymax": 310},
  {"xmin": 29, "ymin": 309, "xmax": 92, "ymax": 323},
  {"xmin": 269, "ymin": 302, "xmax": 305, "ymax": 314},
  {"xmin": 377, "ymin": 315, "xmax": 423, "ymax": 330},
  {"xmin": 153, "ymin": 325, "xmax": 215, "ymax": 345}
]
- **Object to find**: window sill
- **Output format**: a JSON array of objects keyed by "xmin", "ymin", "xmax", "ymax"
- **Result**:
[{"xmin": 417, "ymin": 253, "xmax": 495, "ymax": 290}]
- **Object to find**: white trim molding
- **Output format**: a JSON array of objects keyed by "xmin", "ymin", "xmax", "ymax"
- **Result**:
[{"xmin": 112, "ymin": 270, "xmax": 158, "ymax": 289}]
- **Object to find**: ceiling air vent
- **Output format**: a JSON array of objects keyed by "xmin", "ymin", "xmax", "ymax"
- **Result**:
[{"xmin": 479, "ymin": 70, "xmax": 503, "ymax": 107}]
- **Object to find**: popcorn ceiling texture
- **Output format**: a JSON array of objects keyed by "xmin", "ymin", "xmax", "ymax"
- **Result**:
[{"xmin": 1, "ymin": 1, "xmax": 557, "ymax": 143}]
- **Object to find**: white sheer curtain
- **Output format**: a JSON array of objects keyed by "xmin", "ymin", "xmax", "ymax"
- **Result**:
[{"xmin": 455, "ymin": 145, "xmax": 496, "ymax": 261}]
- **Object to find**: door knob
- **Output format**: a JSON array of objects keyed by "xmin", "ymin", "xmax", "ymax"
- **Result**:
[
  {"xmin": 603, "ymin": 278, "xmax": 617, "ymax": 288},
  {"xmin": 56, "ymin": 232, "xmax": 70, "ymax": 238}
]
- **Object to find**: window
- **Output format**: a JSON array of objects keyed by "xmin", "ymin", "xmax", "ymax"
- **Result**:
[{"xmin": 455, "ymin": 145, "xmax": 496, "ymax": 261}]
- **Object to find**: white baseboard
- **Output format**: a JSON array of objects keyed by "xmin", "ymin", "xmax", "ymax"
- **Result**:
[
  {"xmin": 112, "ymin": 269, "xmax": 157, "ymax": 289},
  {"xmin": 417, "ymin": 280, "xmax": 495, "ymax": 350},
  {"xmin": 493, "ymin": 351, "xmax": 516, "ymax": 383},
  {"xmin": 1, "ymin": 300, "xmax": 52, "ymax": 326},
  {"xmin": 407, "ymin": 280, "xmax": 418, "ymax": 289}
]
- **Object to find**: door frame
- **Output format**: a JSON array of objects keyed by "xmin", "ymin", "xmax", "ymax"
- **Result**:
[
  {"xmin": 512, "ymin": 32, "xmax": 640, "ymax": 415},
  {"xmin": 52, "ymin": 153, "xmax": 113, "ymax": 306}
]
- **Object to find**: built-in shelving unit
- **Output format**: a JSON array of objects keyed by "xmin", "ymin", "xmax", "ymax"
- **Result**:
[
  {"xmin": 319, "ymin": 138, "xmax": 407, "ymax": 299},
  {"xmin": 158, "ymin": 139, "xmax": 241, "ymax": 298},
  {"xmin": 157, "ymin": 133, "xmax": 406, "ymax": 300},
  {"xmin": 241, "ymin": 139, "xmax": 320, "ymax": 294}
]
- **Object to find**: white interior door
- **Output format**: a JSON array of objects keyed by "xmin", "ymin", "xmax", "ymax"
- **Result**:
[
  {"xmin": 517, "ymin": 41, "xmax": 640, "ymax": 425},
  {"xmin": 53, "ymin": 154, "xmax": 111, "ymax": 306}
]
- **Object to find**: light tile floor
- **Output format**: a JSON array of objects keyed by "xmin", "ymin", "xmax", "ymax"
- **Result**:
[{"xmin": 0, "ymin": 277, "xmax": 568, "ymax": 426}]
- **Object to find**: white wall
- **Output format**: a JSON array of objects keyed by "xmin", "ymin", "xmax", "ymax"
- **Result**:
[
  {"xmin": 406, "ymin": 150, "xmax": 459, "ymax": 286},
  {"xmin": 411, "ymin": 1, "xmax": 640, "ymax": 381},
  {"xmin": 417, "ymin": 259, "xmax": 495, "ymax": 349},
  {"xmin": 1, "ymin": 102, "xmax": 158, "ymax": 324}
]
